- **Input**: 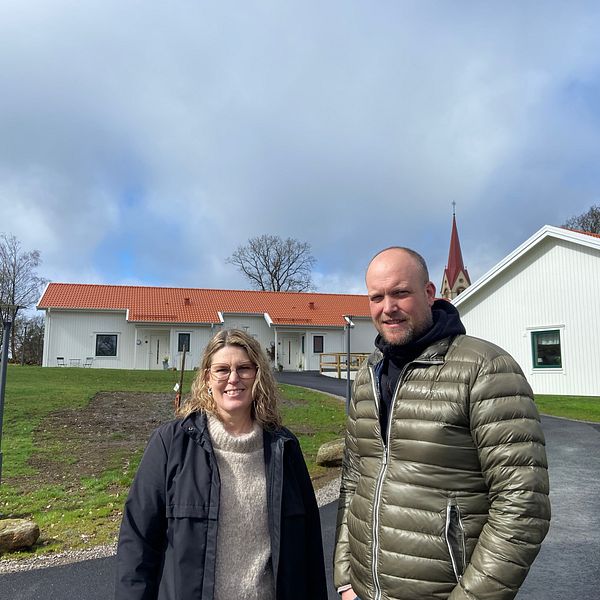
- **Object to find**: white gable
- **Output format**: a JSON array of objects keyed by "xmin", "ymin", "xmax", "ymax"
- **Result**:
[{"xmin": 453, "ymin": 225, "xmax": 600, "ymax": 396}]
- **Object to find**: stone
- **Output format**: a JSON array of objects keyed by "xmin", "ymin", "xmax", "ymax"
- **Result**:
[
  {"xmin": 316, "ymin": 438, "xmax": 346, "ymax": 467},
  {"xmin": 0, "ymin": 518, "xmax": 40, "ymax": 553}
]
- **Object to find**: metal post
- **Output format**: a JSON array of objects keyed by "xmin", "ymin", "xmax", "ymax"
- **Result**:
[
  {"xmin": 20, "ymin": 322, "xmax": 28, "ymax": 366},
  {"xmin": 0, "ymin": 318, "xmax": 13, "ymax": 484},
  {"xmin": 344, "ymin": 316, "xmax": 354, "ymax": 414}
]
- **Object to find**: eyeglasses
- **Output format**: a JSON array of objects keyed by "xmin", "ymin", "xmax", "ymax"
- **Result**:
[{"xmin": 209, "ymin": 364, "xmax": 258, "ymax": 381}]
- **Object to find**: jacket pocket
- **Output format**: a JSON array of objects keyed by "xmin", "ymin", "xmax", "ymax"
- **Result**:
[
  {"xmin": 166, "ymin": 504, "xmax": 209, "ymax": 519},
  {"xmin": 445, "ymin": 498, "xmax": 466, "ymax": 582}
]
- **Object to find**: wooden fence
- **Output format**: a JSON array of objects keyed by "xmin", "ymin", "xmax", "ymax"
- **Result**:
[{"xmin": 319, "ymin": 352, "xmax": 370, "ymax": 378}]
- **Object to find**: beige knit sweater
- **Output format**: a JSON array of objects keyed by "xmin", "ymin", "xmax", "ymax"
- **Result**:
[{"xmin": 207, "ymin": 414, "xmax": 275, "ymax": 600}]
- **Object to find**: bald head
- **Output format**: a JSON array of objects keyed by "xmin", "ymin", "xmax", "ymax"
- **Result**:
[
  {"xmin": 366, "ymin": 247, "xmax": 430, "ymax": 284},
  {"xmin": 366, "ymin": 247, "xmax": 435, "ymax": 346}
]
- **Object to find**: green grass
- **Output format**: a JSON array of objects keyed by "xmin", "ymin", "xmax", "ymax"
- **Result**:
[
  {"xmin": 280, "ymin": 384, "xmax": 347, "ymax": 479},
  {"xmin": 1, "ymin": 366, "xmax": 184, "ymax": 479},
  {"xmin": 535, "ymin": 394, "xmax": 600, "ymax": 422},
  {"xmin": 0, "ymin": 365, "xmax": 346, "ymax": 558},
  {"xmin": 1, "ymin": 365, "xmax": 597, "ymax": 559}
]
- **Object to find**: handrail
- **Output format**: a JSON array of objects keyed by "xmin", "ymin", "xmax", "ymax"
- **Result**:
[{"xmin": 319, "ymin": 352, "xmax": 369, "ymax": 378}]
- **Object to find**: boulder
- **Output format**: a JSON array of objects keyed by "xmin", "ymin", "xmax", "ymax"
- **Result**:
[
  {"xmin": 0, "ymin": 518, "xmax": 40, "ymax": 553},
  {"xmin": 316, "ymin": 438, "xmax": 345, "ymax": 467}
]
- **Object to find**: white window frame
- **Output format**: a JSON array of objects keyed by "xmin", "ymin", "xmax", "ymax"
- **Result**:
[
  {"xmin": 95, "ymin": 332, "xmax": 119, "ymax": 358},
  {"xmin": 177, "ymin": 332, "xmax": 191, "ymax": 353}
]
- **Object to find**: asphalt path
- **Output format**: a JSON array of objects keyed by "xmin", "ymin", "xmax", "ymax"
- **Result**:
[
  {"xmin": 1, "ymin": 372, "xmax": 598, "ymax": 600},
  {"xmin": 276, "ymin": 370, "xmax": 348, "ymax": 399}
]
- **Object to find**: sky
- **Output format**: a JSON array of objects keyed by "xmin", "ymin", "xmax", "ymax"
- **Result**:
[{"xmin": 2, "ymin": 1, "xmax": 600, "ymax": 299}]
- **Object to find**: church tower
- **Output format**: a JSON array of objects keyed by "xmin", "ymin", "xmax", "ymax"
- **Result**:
[{"xmin": 441, "ymin": 203, "xmax": 471, "ymax": 299}]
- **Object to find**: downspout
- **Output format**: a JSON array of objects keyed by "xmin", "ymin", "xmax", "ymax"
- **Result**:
[
  {"xmin": 263, "ymin": 313, "xmax": 278, "ymax": 369},
  {"xmin": 127, "ymin": 309, "xmax": 137, "ymax": 370},
  {"xmin": 43, "ymin": 308, "xmax": 51, "ymax": 367}
]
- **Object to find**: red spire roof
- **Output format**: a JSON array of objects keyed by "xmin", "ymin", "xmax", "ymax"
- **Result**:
[{"xmin": 443, "ymin": 212, "xmax": 470, "ymax": 289}]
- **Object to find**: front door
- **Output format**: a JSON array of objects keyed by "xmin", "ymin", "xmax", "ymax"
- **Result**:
[
  {"xmin": 149, "ymin": 333, "xmax": 170, "ymax": 370},
  {"xmin": 280, "ymin": 336, "xmax": 300, "ymax": 371}
]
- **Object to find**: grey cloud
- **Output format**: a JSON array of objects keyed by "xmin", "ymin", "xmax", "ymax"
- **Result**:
[{"xmin": 1, "ymin": 1, "xmax": 600, "ymax": 292}]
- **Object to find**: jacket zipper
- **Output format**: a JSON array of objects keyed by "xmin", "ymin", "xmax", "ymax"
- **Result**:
[
  {"xmin": 368, "ymin": 357, "xmax": 443, "ymax": 600},
  {"xmin": 368, "ymin": 361, "xmax": 409, "ymax": 600},
  {"xmin": 368, "ymin": 364, "xmax": 385, "ymax": 600}
]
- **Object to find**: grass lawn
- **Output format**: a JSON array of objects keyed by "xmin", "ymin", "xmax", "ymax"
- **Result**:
[
  {"xmin": 0, "ymin": 365, "xmax": 346, "ymax": 559},
  {"xmin": 535, "ymin": 394, "xmax": 600, "ymax": 422}
]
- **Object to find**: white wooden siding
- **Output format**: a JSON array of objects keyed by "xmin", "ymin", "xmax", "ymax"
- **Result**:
[
  {"xmin": 456, "ymin": 237, "xmax": 600, "ymax": 396},
  {"xmin": 220, "ymin": 315, "xmax": 273, "ymax": 355},
  {"xmin": 349, "ymin": 319, "xmax": 377, "ymax": 355},
  {"xmin": 131, "ymin": 326, "xmax": 214, "ymax": 370},
  {"xmin": 43, "ymin": 310, "xmax": 134, "ymax": 368},
  {"xmin": 42, "ymin": 310, "xmax": 216, "ymax": 370},
  {"xmin": 41, "ymin": 309, "xmax": 377, "ymax": 373}
]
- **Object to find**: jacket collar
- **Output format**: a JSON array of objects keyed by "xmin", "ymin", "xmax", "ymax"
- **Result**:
[
  {"xmin": 368, "ymin": 334, "xmax": 457, "ymax": 367},
  {"xmin": 181, "ymin": 411, "xmax": 295, "ymax": 447},
  {"xmin": 180, "ymin": 411, "xmax": 215, "ymax": 452}
]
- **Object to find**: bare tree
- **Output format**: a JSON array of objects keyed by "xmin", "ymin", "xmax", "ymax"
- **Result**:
[
  {"xmin": 14, "ymin": 315, "xmax": 45, "ymax": 365},
  {"xmin": 227, "ymin": 235, "xmax": 316, "ymax": 292},
  {"xmin": 562, "ymin": 204, "xmax": 600, "ymax": 234},
  {"xmin": 0, "ymin": 234, "xmax": 47, "ymax": 357}
]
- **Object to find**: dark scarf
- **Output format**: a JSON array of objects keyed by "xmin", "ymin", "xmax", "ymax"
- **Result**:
[{"xmin": 375, "ymin": 300, "xmax": 466, "ymax": 441}]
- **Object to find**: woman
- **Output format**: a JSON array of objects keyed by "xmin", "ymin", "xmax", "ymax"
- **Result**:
[{"xmin": 114, "ymin": 329, "xmax": 328, "ymax": 600}]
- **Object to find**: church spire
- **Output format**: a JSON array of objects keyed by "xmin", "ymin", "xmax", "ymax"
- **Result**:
[{"xmin": 441, "ymin": 204, "xmax": 471, "ymax": 299}]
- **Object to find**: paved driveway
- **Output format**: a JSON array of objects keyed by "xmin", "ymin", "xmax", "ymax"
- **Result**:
[
  {"xmin": 275, "ymin": 370, "xmax": 348, "ymax": 398},
  {"xmin": 1, "ymin": 373, "xmax": 598, "ymax": 600}
]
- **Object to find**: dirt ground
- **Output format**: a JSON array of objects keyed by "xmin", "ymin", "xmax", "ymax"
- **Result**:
[
  {"xmin": 26, "ymin": 392, "xmax": 177, "ymax": 490},
  {"xmin": 24, "ymin": 392, "xmax": 340, "ymax": 491}
]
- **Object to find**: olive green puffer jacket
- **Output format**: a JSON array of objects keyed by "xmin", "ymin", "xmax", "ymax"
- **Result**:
[{"xmin": 334, "ymin": 334, "xmax": 550, "ymax": 600}]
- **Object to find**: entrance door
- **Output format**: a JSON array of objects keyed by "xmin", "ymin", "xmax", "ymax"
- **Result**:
[
  {"xmin": 280, "ymin": 336, "xmax": 300, "ymax": 371},
  {"xmin": 149, "ymin": 333, "xmax": 170, "ymax": 370}
]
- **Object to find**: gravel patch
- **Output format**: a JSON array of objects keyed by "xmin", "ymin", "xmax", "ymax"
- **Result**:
[
  {"xmin": 0, "ymin": 476, "xmax": 341, "ymax": 575},
  {"xmin": 315, "ymin": 474, "xmax": 341, "ymax": 507},
  {"xmin": 0, "ymin": 543, "xmax": 118, "ymax": 574}
]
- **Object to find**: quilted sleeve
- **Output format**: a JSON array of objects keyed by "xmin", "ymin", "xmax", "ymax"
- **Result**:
[{"xmin": 449, "ymin": 352, "xmax": 551, "ymax": 600}]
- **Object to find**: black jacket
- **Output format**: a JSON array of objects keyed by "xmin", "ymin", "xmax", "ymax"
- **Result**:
[{"xmin": 115, "ymin": 412, "xmax": 328, "ymax": 600}]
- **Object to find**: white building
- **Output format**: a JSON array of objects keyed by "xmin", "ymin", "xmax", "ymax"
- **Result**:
[
  {"xmin": 37, "ymin": 284, "xmax": 375, "ymax": 371},
  {"xmin": 453, "ymin": 225, "xmax": 600, "ymax": 396}
]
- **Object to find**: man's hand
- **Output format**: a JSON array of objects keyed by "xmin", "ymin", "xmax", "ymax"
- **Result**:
[{"xmin": 341, "ymin": 587, "xmax": 358, "ymax": 600}]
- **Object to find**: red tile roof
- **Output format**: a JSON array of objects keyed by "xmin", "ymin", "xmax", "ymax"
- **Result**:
[
  {"xmin": 37, "ymin": 283, "xmax": 371, "ymax": 327},
  {"xmin": 563, "ymin": 227, "xmax": 600, "ymax": 240}
]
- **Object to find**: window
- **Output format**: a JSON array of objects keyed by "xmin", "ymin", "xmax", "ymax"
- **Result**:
[
  {"xmin": 313, "ymin": 335, "xmax": 324, "ymax": 353},
  {"xmin": 531, "ymin": 330, "xmax": 562, "ymax": 369},
  {"xmin": 96, "ymin": 334, "xmax": 117, "ymax": 357},
  {"xmin": 178, "ymin": 333, "xmax": 190, "ymax": 352}
]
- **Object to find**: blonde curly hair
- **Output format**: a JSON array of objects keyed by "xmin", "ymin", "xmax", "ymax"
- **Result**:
[{"xmin": 179, "ymin": 329, "xmax": 282, "ymax": 430}]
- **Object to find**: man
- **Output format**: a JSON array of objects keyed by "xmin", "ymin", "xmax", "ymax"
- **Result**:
[{"xmin": 334, "ymin": 247, "xmax": 550, "ymax": 600}]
